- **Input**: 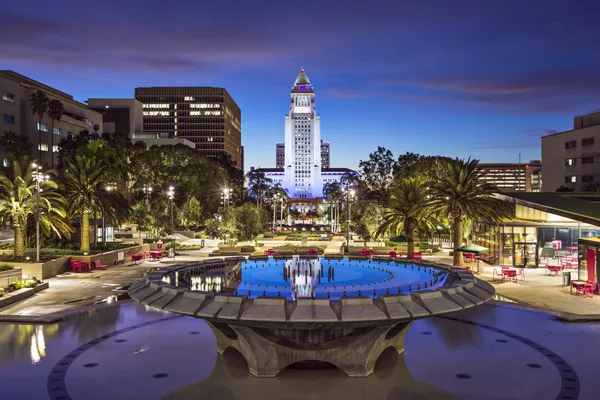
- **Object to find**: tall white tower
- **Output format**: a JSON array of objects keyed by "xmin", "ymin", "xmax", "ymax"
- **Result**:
[{"xmin": 283, "ymin": 69, "xmax": 323, "ymax": 198}]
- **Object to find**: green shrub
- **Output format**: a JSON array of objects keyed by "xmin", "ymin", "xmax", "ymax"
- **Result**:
[
  {"xmin": 123, "ymin": 227, "xmax": 133, "ymax": 232},
  {"xmin": 0, "ymin": 264, "xmax": 14, "ymax": 272},
  {"xmin": 0, "ymin": 288, "xmax": 3, "ymax": 297},
  {"xmin": 263, "ymin": 232, "xmax": 274, "ymax": 238},
  {"xmin": 175, "ymin": 244, "xmax": 202, "ymax": 250},
  {"xmin": 241, "ymin": 246, "xmax": 256, "ymax": 253},
  {"xmin": 194, "ymin": 232, "xmax": 207, "ymax": 238},
  {"xmin": 8, "ymin": 280, "xmax": 39, "ymax": 291}
]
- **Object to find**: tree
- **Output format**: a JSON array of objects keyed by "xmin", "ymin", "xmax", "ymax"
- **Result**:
[
  {"xmin": 47, "ymin": 99, "xmax": 64, "ymax": 167},
  {"xmin": 246, "ymin": 170, "xmax": 272, "ymax": 205},
  {"xmin": 62, "ymin": 154, "xmax": 113, "ymax": 252},
  {"xmin": 583, "ymin": 182, "xmax": 600, "ymax": 192},
  {"xmin": 354, "ymin": 201, "xmax": 385, "ymax": 245},
  {"xmin": 556, "ymin": 185, "xmax": 574, "ymax": 192},
  {"xmin": 234, "ymin": 203, "xmax": 265, "ymax": 241},
  {"xmin": 0, "ymin": 131, "xmax": 33, "ymax": 158},
  {"xmin": 178, "ymin": 196, "xmax": 203, "ymax": 229},
  {"xmin": 30, "ymin": 90, "xmax": 49, "ymax": 164},
  {"xmin": 374, "ymin": 177, "xmax": 437, "ymax": 257},
  {"xmin": 0, "ymin": 156, "xmax": 72, "ymax": 257},
  {"xmin": 429, "ymin": 158, "xmax": 512, "ymax": 266},
  {"xmin": 358, "ymin": 146, "xmax": 396, "ymax": 204}
]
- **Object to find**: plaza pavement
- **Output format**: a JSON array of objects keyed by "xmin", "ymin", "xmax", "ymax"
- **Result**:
[{"xmin": 1, "ymin": 243, "xmax": 599, "ymax": 323}]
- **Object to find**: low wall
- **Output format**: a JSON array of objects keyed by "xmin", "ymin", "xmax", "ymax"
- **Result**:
[
  {"xmin": 0, "ymin": 282, "xmax": 49, "ymax": 309},
  {"xmin": 0, "ymin": 268, "xmax": 22, "ymax": 288},
  {"xmin": 71, "ymin": 244, "xmax": 150, "ymax": 268},
  {"xmin": 10, "ymin": 257, "xmax": 71, "ymax": 280}
]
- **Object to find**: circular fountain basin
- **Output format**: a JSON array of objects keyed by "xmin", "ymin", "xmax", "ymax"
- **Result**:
[{"xmin": 128, "ymin": 256, "xmax": 495, "ymax": 378}]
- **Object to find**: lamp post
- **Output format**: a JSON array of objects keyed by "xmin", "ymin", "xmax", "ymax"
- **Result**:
[
  {"xmin": 279, "ymin": 196, "xmax": 284, "ymax": 228},
  {"xmin": 142, "ymin": 185, "xmax": 152, "ymax": 205},
  {"xmin": 167, "ymin": 186, "xmax": 175, "ymax": 233},
  {"xmin": 32, "ymin": 163, "xmax": 48, "ymax": 263},
  {"xmin": 272, "ymin": 194, "xmax": 280, "ymax": 231},
  {"xmin": 345, "ymin": 187, "xmax": 355, "ymax": 244},
  {"xmin": 221, "ymin": 187, "xmax": 231, "ymax": 211},
  {"xmin": 102, "ymin": 184, "xmax": 115, "ymax": 249}
]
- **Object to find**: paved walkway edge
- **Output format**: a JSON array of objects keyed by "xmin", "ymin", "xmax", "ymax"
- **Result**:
[{"xmin": 0, "ymin": 299, "xmax": 134, "ymax": 324}]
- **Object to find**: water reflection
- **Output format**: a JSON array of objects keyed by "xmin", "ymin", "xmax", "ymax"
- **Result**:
[
  {"xmin": 172, "ymin": 258, "xmax": 446, "ymax": 300},
  {"xmin": 0, "ymin": 323, "xmax": 59, "ymax": 366}
]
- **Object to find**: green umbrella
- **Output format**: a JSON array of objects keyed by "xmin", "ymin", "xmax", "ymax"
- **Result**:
[
  {"xmin": 455, "ymin": 244, "xmax": 489, "ymax": 254},
  {"xmin": 389, "ymin": 235, "xmax": 413, "ymax": 243}
]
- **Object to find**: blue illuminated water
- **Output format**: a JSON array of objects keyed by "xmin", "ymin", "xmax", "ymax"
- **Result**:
[{"xmin": 178, "ymin": 257, "xmax": 448, "ymax": 300}]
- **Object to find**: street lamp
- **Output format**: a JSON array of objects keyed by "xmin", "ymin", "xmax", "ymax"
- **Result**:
[
  {"xmin": 167, "ymin": 186, "xmax": 175, "ymax": 233},
  {"xmin": 345, "ymin": 187, "xmax": 355, "ymax": 244},
  {"xmin": 272, "ymin": 193, "xmax": 280, "ymax": 231},
  {"xmin": 142, "ymin": 185, "xmax": 153, "ymax": 205},
  {"xmin": 32, "ymin": 163, "xmax": 49, "ymax": 263},
  {"xmin": 221, "ymin": 187, "xmax": 231, "ymax": 211},
  {"xmin": 102, "ymin": 184, "xmax": 116, "ymax": 248}
]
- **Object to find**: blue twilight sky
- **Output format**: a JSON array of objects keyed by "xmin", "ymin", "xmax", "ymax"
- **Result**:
[{"xmin": 3, "ymin": 0, "xmax": 600, "ymax": 171}]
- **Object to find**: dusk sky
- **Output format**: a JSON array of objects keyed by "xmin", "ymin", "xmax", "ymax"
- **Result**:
[{"xmin": 3, "ymin": 0, "xmax": 600, "ymax": 171}]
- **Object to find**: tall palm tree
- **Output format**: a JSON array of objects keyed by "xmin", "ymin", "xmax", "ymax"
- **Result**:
[
  {"xmin": 62, "ymin": 154, "xmax": 110, "ymax": 252},
  {"xmin": 430, "ymin": 158, "xmax": 512, "ymax": 266},
  {"xmin": 48, "ymin": 99, "xmax": 64, "ymax": 167},
  {"xmin": 374, "ymin": 177, "xmax": 436, "ymax": 258},
  {"xmin": 30, "ymin": 91, "xmax": 49, "ymax": 165},
  {"xmin": 0, "ymin": 156, "xmax": 71, "ymax": 257},
  {"xmin": 246, "ymin": 170, "xmax": 272, "ymax": 205}
]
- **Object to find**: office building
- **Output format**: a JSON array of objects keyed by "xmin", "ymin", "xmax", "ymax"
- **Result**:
[
  {"xmin": 276, "ymin": 140, "xmax": 330, "ymax": 169},
  {"xmin": 0, "ymin": 70, "xmax": 102, "ymax": 166},
  {"xmin": 542, "ymin": 110, "xmax": 600, "ymax": 191},
  {"xmin": 134, "ymin": 86, "xmax": 242, "ymax": 168},
  {"xmin": 88, "ymin": 98, "xmax": 194, "ymax": 149},
  {"xmin": 253, "ymin": 69, "xmax": 354, "ymax": 199}
]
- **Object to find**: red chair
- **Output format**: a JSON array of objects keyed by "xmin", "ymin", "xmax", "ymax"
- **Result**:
[
  {"xmin": 94, "ymin": 260, "xmax": 107, "ymax": 270},
  {"xmin": 411, "ymin": 252, "xmax": 422, "ymax": 260},
  {"xmin": 308, "ymin": 248, "xmax": 318, "ymax": 255},
  {"xmin": 144, "ymin": 251, "xmax": 151, "ymax": 260},
  {"xmin": 389, "ymin": 251, "xmax": 398, "ymax": 259},
  {"xmin": 132, "ymin": 254, "xmax": 144, "ymax": 264},
  {"xmin": 360, "ymin": 248, "xmax": 371, "ymax": 257},
  {"xmin": 71, "ymin": 261, "xmax": 82, "ymax": 273},
  {"xmin": 583, "ymin": 283, "xmax": 595, "ymax": 298}
]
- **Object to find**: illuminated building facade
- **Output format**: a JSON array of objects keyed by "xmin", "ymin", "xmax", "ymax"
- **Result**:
[{"xmin": 134, "ymin": 86, "xmax": 242, "ymax": 169}]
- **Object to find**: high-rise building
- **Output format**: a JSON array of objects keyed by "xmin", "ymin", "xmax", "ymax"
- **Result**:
[
  {"xmin": 134, "ymin": 86, "xmax": 242, "ymax": 168},
  {"xmin": 281, "ymin": 69, "xmax": 322, "ymax": 198},
  {"xmin": 542, "ymin": 110, "xmax": 600, "ymax": 191},
  {"xmin": 321, "ymin": 140, "xmax": 330, "ymax": 169},
  {"xmin": 276, "ymin": 142, "xmax": 285, "ymax": 168},
  {"xmin": 479, "ymin": 162, "xmax": 541, "ymax": 192},
  {"xmin": 276, "ymin": 140, "xmax": 330, "ymax": 169},
  {"xmin": 252, "ymin": 69, "xmax": 354, "ymax": 200},
  {"xmin": 0, "ymin": 70, "xmax": 102, "ymax": 166}
]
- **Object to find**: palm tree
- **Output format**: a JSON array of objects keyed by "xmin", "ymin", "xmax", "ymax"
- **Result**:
[
  {"xmin": 30, "ymin": 91, "xmax": 49, "ymax": 165},
  {"xmin": 246, "ymin": 170, "xmax": 272, "ymax": 205},
  {"xmin": 374, "ymin": 177, "xmax": 436, "ymax": 258},
  {"xmin": 0, "ymin": 156, "xmax": 71, "ymax": 257},
  {"xmin": 48, "ymin": 99, "xmax": 64, "ymax": 167},
  {"xmin": 430, "ymin": 158, "xmax": 512, "ymax": 266},
  {"xmin": 62, "ymin": 154, "xmax": 110, "ymax": 252}
]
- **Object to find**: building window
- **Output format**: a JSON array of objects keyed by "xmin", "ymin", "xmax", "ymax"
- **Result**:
[
  {"xmin": 2, "ymin": 92, "xmax": 15, "ymax": 103},
  {"xmin": 582, "ymin": 175, "xmax": 594, "ymax": 182},
  {"xmin": 38, "ymin": 143, "xmax": 48, "ymax": 152},
  {"xmin": 565, "ymin": 158, "xmax": 576, "ymax": 166},
  {"xmin": 565, "ymin": 176, "xmax": 577, "ymax": 183},
  {"xmin": 582, "ymin": 156, "xmax": 594, "ymax": 164},
  {"xmin": 3, "ymin": 114, "xmax": 14, "ymax": 124},
  {"xmin": 37, "ymin": 123, "xmax": 48, "ymax": 132},
  {"xmin": 52, "ymin": 145, "xmax": 59, "ymax": 153},
  {"xmin": 565, "ymin": 140, "xmax": 577, "ymax": 149},
  {"xmin": 582, "ymin": 137, "xmax": 595, "ymax": 146},
  {"xmin": 53, "ymin": 127, "xmax": 61, "ymax": 135},
  {"xmin": 184, "ymin": 96, "xmax": 195, "ymax": 101}
]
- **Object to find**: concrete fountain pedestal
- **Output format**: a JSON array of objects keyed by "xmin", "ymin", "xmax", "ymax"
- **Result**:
[{"xmin": 128, "ymin": 258, "xmax": 494, "ymax": 378}]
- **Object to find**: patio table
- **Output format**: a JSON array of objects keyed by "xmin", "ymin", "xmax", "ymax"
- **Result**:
[
  {"xmin": 502, "ymin": 269, "xmax": 518, "ymax": 283},
  {"xmin": 150, "ymin": 251, "xmax": 162, "ymax": 261},
  {"xmin": 571, "ymin": 281, "xmax": 594, "ymax": 297}
]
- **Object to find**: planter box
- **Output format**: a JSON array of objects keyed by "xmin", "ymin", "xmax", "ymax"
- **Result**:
[
  {"xmin": 0, "ymin": 281, "xmax": 49, "ymax": 309},
  {"xmin": 10, "ymin": 257, "xmax": 70, "ymax": 280},
  {"xmin": 71, "ymin": 244, "xmax": 150, "ymax": 268},
  {"xmin": 0, "ymin": 268, "xmax": 22, "ymax": 288}
]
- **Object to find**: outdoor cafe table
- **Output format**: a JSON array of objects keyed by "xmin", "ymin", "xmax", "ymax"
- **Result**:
[
  {"xmin": 502, "ymin": 269, "xmax": 518, "ymax": 283},
  {"xmin": 571, "ymin": 280, "xmax": 595, "ymax": 296},
  {"xmin": 150, "ymin": 251, "xmax": 162, "ymax": 261}
]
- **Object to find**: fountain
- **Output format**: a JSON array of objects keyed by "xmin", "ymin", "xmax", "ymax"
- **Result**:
[{"xmin": 128, "ymin": 256, "xmax": 494, "ymax": 377}]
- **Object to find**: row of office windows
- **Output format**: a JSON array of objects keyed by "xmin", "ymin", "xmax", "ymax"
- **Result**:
[
  {"xmin": 565, "ymin": 137, "xmax": 595, "ymax": 149},
  {"xmin": 565, "ymin": 175, "xmax": 595, "ymax": 183},
  {"xmin": 565, "ymin": 156, "xmax": 595, "ymax": 165}
]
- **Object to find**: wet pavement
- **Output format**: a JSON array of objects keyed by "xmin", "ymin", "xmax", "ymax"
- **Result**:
[{"xmin": 0, "ymin": 301, "xmax": 597, "ymax": 399}]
